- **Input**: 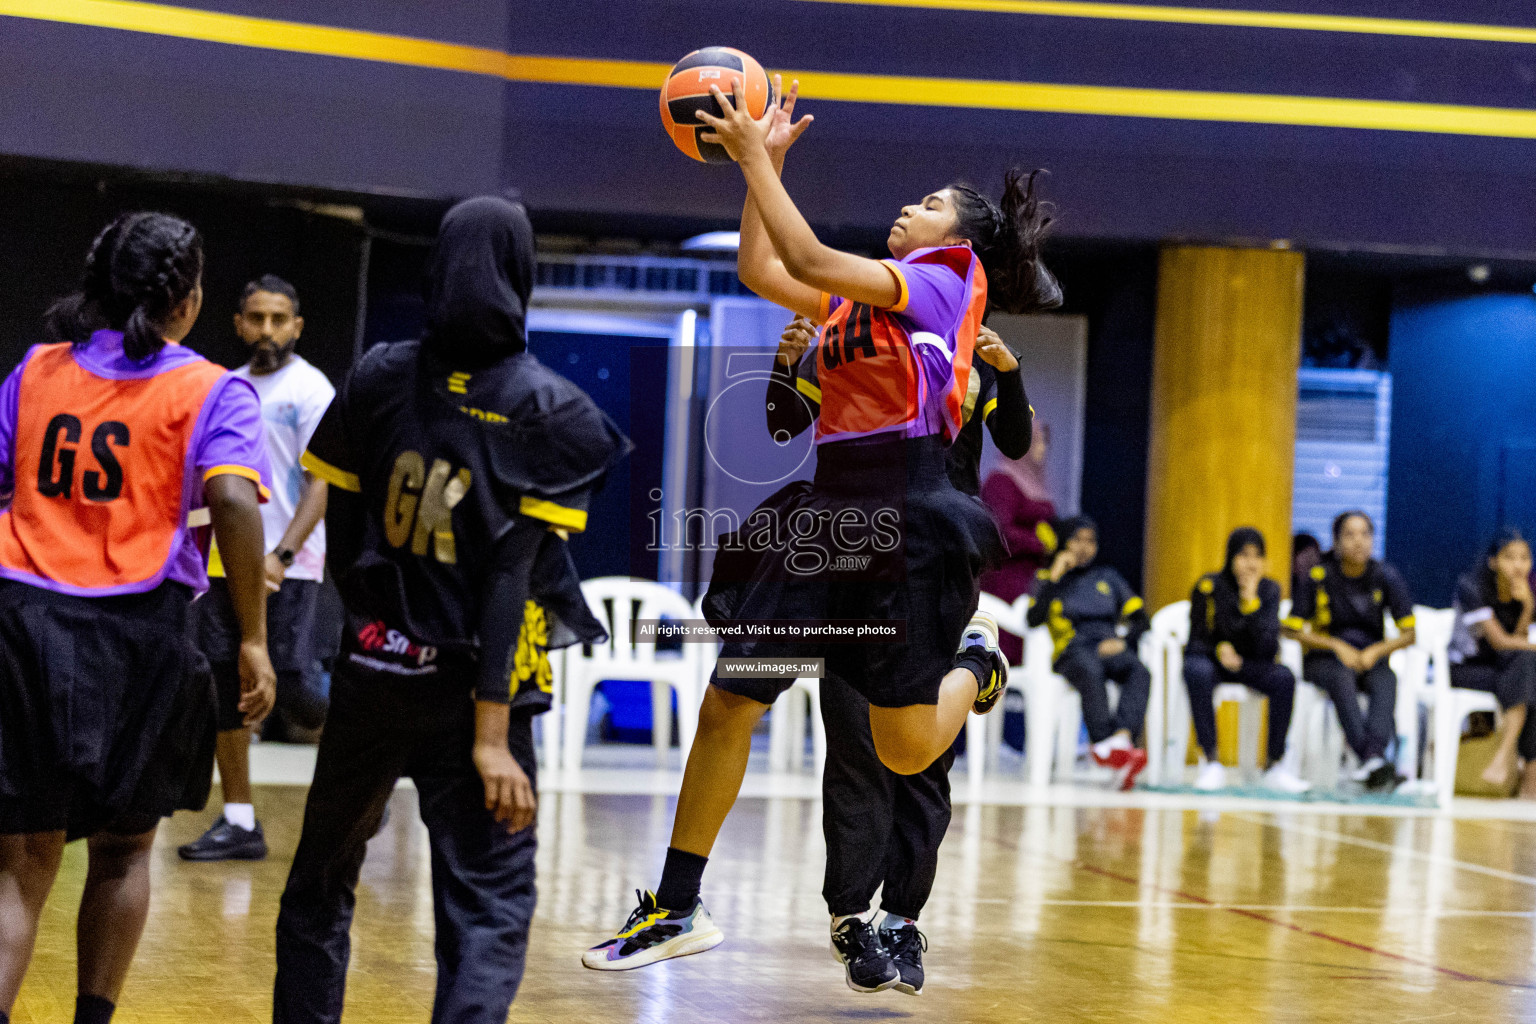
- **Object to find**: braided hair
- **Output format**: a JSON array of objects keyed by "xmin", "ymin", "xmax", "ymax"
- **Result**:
[
  {"xmin": 46, "ymin": 212, "xmax": 204, "ymax": 362},
  {"xmin": 947, "ymin": 169, "xmax": 1062, "ymax": 315}
]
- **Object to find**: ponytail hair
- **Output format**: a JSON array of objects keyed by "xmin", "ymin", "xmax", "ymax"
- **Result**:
[
  {"xmin": 46, "ymin": 212, "xmax": 203, "ymax": 362},
  {"xmin": 948, "ymin": 168, "xmax": 1063, "ymax": 315}
]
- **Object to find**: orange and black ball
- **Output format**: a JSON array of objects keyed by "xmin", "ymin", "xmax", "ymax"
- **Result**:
[{"xmin": 659, "ymin": 47, "xmax": 770, "ymax": 163}]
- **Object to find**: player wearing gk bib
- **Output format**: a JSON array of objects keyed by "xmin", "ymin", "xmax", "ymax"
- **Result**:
[
  {"xmin": 0, "ymin": 213, "xmax": 276, "ymax": 1024},
  {"xmin": 273, "ymin": 198, "xmax": 630, "ymax": 1024},
  {"xmin": 585, "ymin": 77, "xmax": 1061, "ymax": 974}
]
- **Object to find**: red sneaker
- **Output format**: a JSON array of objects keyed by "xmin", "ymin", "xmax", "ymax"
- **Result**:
[
  {"xmin": 1091, "ymin": 744, "xmax": 1134, "ymax": 770},
  {"xmin": 1115, "ymin": 748, "xmax": 1148, "ymax": 791}
]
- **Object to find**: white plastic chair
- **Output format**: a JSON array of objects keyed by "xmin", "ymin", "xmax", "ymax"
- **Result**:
[
  {"xmin": 1017, "ymin": 609, "xmax": 1129, "ymax": 788},
  {"xmin": 962, "ymin": 591, "xmax": 1031, "ymax": 786},
  {"xmin": 1147, "ymin": 601, "xmax": 1189, "ymax": 784},
  {"xmin": 767, "ymin": 678, "xmax": 827, "ymax": 776},
  {"xmin": 559, "ymin": 577, "xmax": 704, "ymax": 773},
  {"xmin": 1420, "ymin": 605, "xmax": 1499, "ymax": 806}
]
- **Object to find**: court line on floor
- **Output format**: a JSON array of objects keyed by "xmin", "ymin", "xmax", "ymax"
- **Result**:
[
  {"xmin": 969, "ymin": 899, "xmax": 1536, "ymax": 915},
  {"xmin": 1232, "ymin": 812, "xmax": 1536, "ymax": 888},
  {"xmin": 1068, "ymin": 860, "xmax": 1527, "ymax": 987},
  {"xmin": 977, "ymin": 828, "xmax": 1527, "ymax": 985}
]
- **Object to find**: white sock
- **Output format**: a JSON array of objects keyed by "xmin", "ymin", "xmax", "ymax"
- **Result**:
[
  {"xmin": 880, "ymin": 914, "xmax": 917, "ymax": 932},
  {"xmin": 1092, "ymin": 733, "xmax": 1131, "ymax": 758},
  {"xmin": 223, "ymin": 803, "xmax": 256, "ymax": 831}
]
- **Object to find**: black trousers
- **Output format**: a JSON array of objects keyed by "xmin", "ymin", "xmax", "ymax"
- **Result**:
[
  {"xmin": 1055, "ymin": 646, "xmax": 1152, "ymax": 745},
  {"xmin": 819, "ymin": 674, "xmax": 953, "ymax": 920},
  {"xmin": 1305, "ymin": 652, "xmax": 1396, "ymax": 761},
  {"xmin": 273, "ymin": 660, "xmax": 537, "ymax": 1024},
  {"xmin": 1182, "ymin": 654, "xmax": 1296, "ymax": 764},
  {"xmin": 1451, "ymin": 650, "xmax": 1536, "ymax": 760}
]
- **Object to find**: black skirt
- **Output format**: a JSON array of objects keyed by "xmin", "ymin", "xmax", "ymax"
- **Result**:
[
  {"xmin": 703, "ymin": 435, "xmax": 1002, "ymax": 708},
  {"xmin": 0, "ymin": 580, "xmax": 216, "ymax": 838}
]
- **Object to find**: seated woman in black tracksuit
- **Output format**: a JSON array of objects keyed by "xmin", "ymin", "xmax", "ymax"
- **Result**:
[
  {"xmin": 1182, "ymin": 527, "xmax": 1309, "ymax": 793},
  {"xmin": 1448, "ymin": 529, "xmax": 1536, "ymax": 795},
  {"xmin": 1026, "ymin": 515, "xmax": 1151, "ymax": 789},
  {"xmin": 1283, "ymin": 510, "xmax": 1415, "ymax": 792}
]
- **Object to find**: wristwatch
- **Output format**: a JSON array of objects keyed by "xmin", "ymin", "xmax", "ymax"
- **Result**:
[{"xmin": 274, "ymin": 547, "xmax": 296, "ymax": 568}]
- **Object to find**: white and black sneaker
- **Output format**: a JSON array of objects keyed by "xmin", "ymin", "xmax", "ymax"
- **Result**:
[
  {"xmin": 831, "ymin": 917, "xmax": 899, "ymax": 993},
  {"xmin": 582, "ymin": 890, "xmax": 723, "ymax": 970},
  {"xmin": 881, "ymin": 922, "xmax": 928, "ymax": 996},
  {"xmin": 956, "ymin": 612, "xmax": 1008, "ymax": 714},
  {"xmin": 1350, "ymin": 756, "xmax": 1401, "ymax": 792}
]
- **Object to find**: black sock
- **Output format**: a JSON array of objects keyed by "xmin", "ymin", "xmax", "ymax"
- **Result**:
[
  {"xmin": 655, "ymin": 847, "xmax": 708, "ymax": 910},
  {"xmin": 75, "ymin": 994, "xmax": 115, "ymax": 1024},
  {"xmin": 955, "ymin": 650, "xmax": 992, "ymax": 689}
]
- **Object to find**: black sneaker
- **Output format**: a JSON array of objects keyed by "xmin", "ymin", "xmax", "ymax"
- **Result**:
[
  {"xmin": 1364, "ymin": 760, "xmax": 1402, "ymax": 792},
  {"xmin": 956, "ymin": 612, "xmax": 1007, "ymax": 714},
  {"xmin": 882, "ymin": 922, "xmax": 928, "ymax": 996},
  {"xmin": 582, "ymin": 890, "xmax": 724, "ymax": 970},
  {"xmin": 831, "ymin": 917, "xmax": 899, "ymax": 993},
  {"xmin": 177, "ymin": 816, "xmax": 268, "ymax": 861}
]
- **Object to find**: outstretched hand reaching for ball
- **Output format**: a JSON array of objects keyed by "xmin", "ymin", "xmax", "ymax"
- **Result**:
[
  {"xmin": 763, "ymin": 76, "xmax": 813, "ymax": 165},
  {"xmin": 699, "ymin": 75, "xmax": 810, "ymax": 167}
]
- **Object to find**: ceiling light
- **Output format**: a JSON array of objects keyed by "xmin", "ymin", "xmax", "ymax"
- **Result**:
[{"xmin": 681, "ymin": 231, "xmax": 741, "ymax": 253}]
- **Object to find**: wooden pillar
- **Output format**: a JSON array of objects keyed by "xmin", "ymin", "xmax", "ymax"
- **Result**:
[{"xmin": 1143, "ymin": 245, "xmax": 1304, "ymax": 613}]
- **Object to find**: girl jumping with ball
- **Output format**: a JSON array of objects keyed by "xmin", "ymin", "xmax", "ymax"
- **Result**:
[{"xmin": 584, "ymin": 76, "xmax": 1060, "ymax": 974}]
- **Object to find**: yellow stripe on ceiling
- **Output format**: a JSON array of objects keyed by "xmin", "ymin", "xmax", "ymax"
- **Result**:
[
  {"xmin": 788, "ymin": 67, "xmax": 1536, "ymax": 138},
  {"xmin": 1, "ymin": 0, "xmax": 511, "ymax": 73},
  {"xmin": 6, "ymin": 0, "xmax": 1536, "ymax": 140},
  {"xmin": 796, "ymin": 0, "xmax": 1536, "ymax": 45}
]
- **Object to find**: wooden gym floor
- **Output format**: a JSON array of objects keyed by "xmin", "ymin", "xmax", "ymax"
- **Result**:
[{"xmin": 13, "ymin": 781, "xmax": 1536, "ymax": 1023}]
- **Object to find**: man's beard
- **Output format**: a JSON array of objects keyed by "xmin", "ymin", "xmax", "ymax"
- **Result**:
[{"xmin": 251, "ymin": 339, "xmax": 295, "ymax": 372}]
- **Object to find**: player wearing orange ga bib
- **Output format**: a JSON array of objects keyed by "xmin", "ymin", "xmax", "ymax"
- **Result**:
[{"xmin": 586, "ymin": 78, "xmax": 1063, "ymax": 981}]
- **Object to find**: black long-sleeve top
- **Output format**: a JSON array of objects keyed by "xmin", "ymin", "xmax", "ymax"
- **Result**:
[
  {"xmin": 765, "ymin": 354, "xmax": 1031, "ymax": 499},
  {"xmin": 1185, "ymin": 573, "xmax": 1282, "ymax": 663},
  {"xmin": 1026, "ymin": 563, "xmax": 1149, "ymax": 661}
]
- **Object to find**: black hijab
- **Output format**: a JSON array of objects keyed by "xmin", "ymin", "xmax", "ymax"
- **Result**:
[
  {"xmin": 1221, "ymin": 526, "xmax": 1266, "ymax": 587},
  {"xmin": 423, "ymin": 196, "xmax": 534, "ymax": 367}
]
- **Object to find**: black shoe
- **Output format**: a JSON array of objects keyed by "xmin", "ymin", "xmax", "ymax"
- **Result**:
[
  {"xmin": 881, "ymin": 923, "xmax": 928, "ymax": 996},
  {"xmin": 177, "ymin": 816, "xmax": 268, "ymax": 861},
  {"xmin": 831, "ymin": 918, "xmax": 899, "ymax": 993},
  {"xmin": 1365, "ymin": 760, "xmax": 1402, "ymax": 792}
]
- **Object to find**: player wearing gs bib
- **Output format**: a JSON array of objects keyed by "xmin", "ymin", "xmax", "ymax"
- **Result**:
[
  {"xmin": 274, "ymin": 198, "xmax": 631, "ymax": 1024},
  {"xmin": 586, "ymin": 77, "xmax": 1062, "ymax": 975},
  {"xmin": 0, "ymin": 213, "xmax": 275, "ymax": 1024}
]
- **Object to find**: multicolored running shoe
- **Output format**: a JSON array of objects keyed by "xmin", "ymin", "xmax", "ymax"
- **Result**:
[
  {"xmin": 957, "ymin": 611, "xmax": 1008, "ymax": 714},
  {"xmin": 582, "ymin": 890, "xmax": 724, "ymax": 970}
]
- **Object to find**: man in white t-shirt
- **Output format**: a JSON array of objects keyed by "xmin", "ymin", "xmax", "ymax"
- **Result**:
[{"xmin": 180, "ymin": 275, "xmax": 338, "ymax": 861}]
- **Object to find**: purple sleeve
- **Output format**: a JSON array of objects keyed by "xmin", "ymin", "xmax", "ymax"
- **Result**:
[
  {"xmin": 194, "ymin": 375, "xmax": 273, "ymax": 500},
  {"xmin": 0, "ymin": 354, "xmax": 27, "ymax": 503},
  {"xmin": 893, "ymin": 260, "xmax": 970, "ymax": 436},
  {"xmin": 891, "ymin": 260, "xmax": 966, "ymax": 337}
]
